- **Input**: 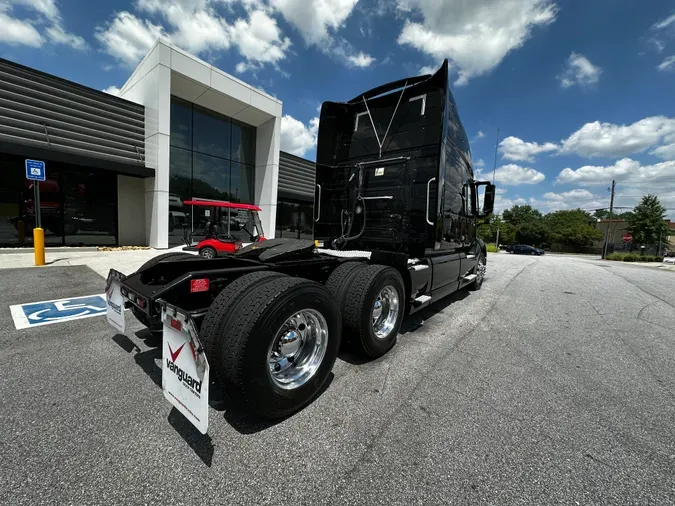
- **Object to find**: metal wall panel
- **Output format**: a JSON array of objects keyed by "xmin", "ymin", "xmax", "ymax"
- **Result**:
[
  {"xmin": 278, "ymin": 151, "xmax": 315, "ymax": 201},
  {"xmin": 0, "ymin": 58, "xmax": 147, "ymax": 173}
]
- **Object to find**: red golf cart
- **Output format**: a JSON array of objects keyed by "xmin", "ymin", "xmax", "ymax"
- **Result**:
[{"xmin": 181, "ymin": 199, "xmax": 266, "ymax": 258}]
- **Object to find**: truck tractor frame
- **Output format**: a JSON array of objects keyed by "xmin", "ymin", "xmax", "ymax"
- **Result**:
[{"xmin": 105, "ymin": 59, "xmax": 495, "ymax": 432}]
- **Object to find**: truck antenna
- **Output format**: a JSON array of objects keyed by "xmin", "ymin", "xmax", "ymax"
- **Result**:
[{"xmin": 492, "ymin": 128, "xmax": 499, "ymax": 185}]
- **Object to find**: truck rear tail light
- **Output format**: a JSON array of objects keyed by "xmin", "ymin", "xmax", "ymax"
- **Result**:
[
  {"xmin": 190, "ymin": 278, "xmax": 210, "ymax": 293},
  {"xmin": 170, "ymin": 318, "xmax": 182, "ymax": 332},
  {"xmin": 136, "ymin": 296, "xmax": 147, "ymax": 309}
]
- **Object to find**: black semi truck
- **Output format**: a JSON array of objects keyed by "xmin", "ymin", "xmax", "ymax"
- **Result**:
[{"xmin": 105, "ymin": 59, "xmax": 495, "ymax": 432}]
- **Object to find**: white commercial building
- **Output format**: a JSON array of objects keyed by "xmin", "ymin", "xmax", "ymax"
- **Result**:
[{"xmin": 118, "ymin": 39, "xmax": 282, "ymax": 248}]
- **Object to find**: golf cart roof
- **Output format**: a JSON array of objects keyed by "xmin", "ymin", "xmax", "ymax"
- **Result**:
[{"xmin": 182, "ymin": 200, "xmax": 261, "ymax": 212}]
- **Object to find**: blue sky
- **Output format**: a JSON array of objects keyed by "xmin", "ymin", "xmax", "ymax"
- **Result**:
[{"xmin": 1, "ymin": 0, "xmax": 674, "ymax": 216}]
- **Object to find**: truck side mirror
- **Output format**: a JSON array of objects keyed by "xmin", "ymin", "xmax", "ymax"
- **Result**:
[{"xmin": 473, "ymin": 181, "xmax": 496, "ymax": 218}]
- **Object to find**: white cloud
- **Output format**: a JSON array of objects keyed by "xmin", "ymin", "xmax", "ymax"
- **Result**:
[
  {"xmin": 653, "ymin": 13, "xmax": 675, "ymax": 31},
  {"xmin": 658, "ymin": 55, "xmax": 675, "ymax": 71},
  {"xmin": 474, "ymin": 158, "xmax": 486, "ymax": 169},
  {"xmin": 98, "ymin": 2, "xmax": 290, "ymax": 70},
  {"xmin": 229, "ymin": 10, "xmax": 291, "ymax": 67},
  {"xmin": 542, "ymin": 189, "xmax": 595, "ymax": 202},
  {"xmin": 557, "ymin": 52, "xmax": 602, "ymax": 88},
  {"xmin": 280, "ymin": 114, "xmax": 319, "ymax": 157},
  {"xmin": 651, "ymin": 142, "xmax": 675, "ymax": 160},
  {"xmin": 556, "ymin": 158, "xmax": 675, "ymax": 186},
  {"xmin": 499, "ymin": 136, "xmax": 558, "ymax": 162},
  {"xmin": 559, "ymin": 116, "xmax": 675, "ymax": 158},
  {"xmin": 529, "ymin": 190, "xmax": 605, "ymax": 213},
  {"xmin": 10, "ymin": 0, "xmax": 59, "ymax": 20},
  {"xmin": 0, "ymin": 10, "xmax": 43, "ymax": 47},
  {"xmin": 418, "ymin": 64, "xmax": 437, "ymax": 76},
  {"xmin": 270, "ymin": 0, "xmax": 359, "ymax": 45},
  {"xmin": 472, "ymin": 130, "xmax": 485, "ymax": 143},
  {"xmin": 102, "ymin": 85, "xmax": 121, "ymax": 96},
  {"xmin": 96, "ymin": 12, "xmax": 166, "ymax": 66},
  {"xmin": 1, "ymin": 0, "xmax": 84, "ymax": 49},
  {"xmin": 46, "ymin": 24, "xmax": 87, "ymax": 50},
  {"xmin": 495, "ymin": 187, "xmax": 507, "ymax": 195},
  {"xmin": 347, "ymin": 51, "xmax": 376, "ymax": 68},
  {"xmin": 396, "ymin": 0, "xmax": 558, "ymax": 85},
  {"xmin": 478, "ymin": 164, "xmax": 545, "ymax": 185},
  {"xmin": 494, "ymin": 195, "xmax": 527, "ymax": 214}
]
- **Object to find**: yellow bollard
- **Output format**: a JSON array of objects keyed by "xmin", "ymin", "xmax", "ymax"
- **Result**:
[{"xmin": 33, "ymin": 227, "xmax": 45, "ymax": 266}]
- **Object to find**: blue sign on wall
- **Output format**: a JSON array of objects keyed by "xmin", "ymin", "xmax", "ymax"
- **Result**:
[
  {"xmin": 10, "ymin": 294, "xmax": 108, "ymax": 329},
  {"xmin": 25, "ymin": 159, "xmax": 46, "ymax": 181}
]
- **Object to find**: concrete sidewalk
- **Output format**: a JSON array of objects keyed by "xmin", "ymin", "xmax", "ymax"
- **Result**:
[{"xmin": 0, "ymin": 247, "xmax": 194, "ymax": 279}]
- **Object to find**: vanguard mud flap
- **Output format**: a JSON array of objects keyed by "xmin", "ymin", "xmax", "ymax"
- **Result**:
[{"xmin": 159, "ymin": 301, "xmax": 210, "ymax": 434}]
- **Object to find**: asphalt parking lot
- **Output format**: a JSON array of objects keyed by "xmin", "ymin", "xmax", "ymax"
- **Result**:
[{"xmin": 1, "ymin": 254, "xmax": 675, "ymax": 505}]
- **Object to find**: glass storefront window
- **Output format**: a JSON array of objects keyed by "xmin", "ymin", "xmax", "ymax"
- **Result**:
[
  {"xmin": 275, "ymin": 200, "xmax": 314, "ymax": 240},
  {"xmin": 0, "ymin": 153, "xmax": 118, "ymax": 247},
  {"xmin": 170, "ymin": 99, "xmax": 193, "ymax": 150},
  {"xmin": 231, "ymin": 119, "xmax": 256, "ymax": 165},
  {"xmin": 193, "ymin": 106, "xmax": 230, "ymax": 159},
  {"xmin": 169, "ymin": 96, "xmax": 257, "ymax": 246},
  {"xmin": 230, "ymin": 162, "xmax": 255, "ymax": 203},
  {"xmin": 63, "ymin": 170, "xmax": 117, "ymax": 246}
]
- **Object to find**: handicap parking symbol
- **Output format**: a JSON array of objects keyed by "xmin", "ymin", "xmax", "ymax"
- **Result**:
[{"xmin": 10, "ymin": 294, "xmax": 108, "ymax": 330}]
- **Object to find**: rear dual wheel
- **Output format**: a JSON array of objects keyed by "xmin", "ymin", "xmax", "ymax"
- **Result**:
[
  {"xmin": 200, "ymin": 273, "xmax": 341, "ymax": 418},
  {"xmin": 326, "ymin": 263, "xmax": 405, "ymax": 359}
]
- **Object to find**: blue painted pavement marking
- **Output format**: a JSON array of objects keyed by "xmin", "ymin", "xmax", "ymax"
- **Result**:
[{"xmin": 10, "ymin": 294, "xmax": 109, "ymax": 330}]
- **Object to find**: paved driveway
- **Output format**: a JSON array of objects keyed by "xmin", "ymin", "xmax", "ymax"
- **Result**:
[{"xmin": 1, "ymin": 255, "xmax": 674, "ymax": 505}]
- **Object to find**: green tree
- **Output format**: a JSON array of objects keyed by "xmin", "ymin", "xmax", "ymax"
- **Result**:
[
  {"xmin": 498, "ymin": 222, "xmax": 516, "ymax": 245},
  {"xmin": 626, "ymin": 195, "xmax": 670, "ymax": 247},
  {"xmin": 477, "ymin": 214, "xmax": 517, "ymax": 245},
  {"xmin": 593, "ymin": 209, "xmax": 633, "ymax": 220},
  {"xmin": 503, "ymin": 205, "xmax": 543, "ymax": 227},
  {"xmin": 516, "ymin": 221, "xmax": 549, "ymax": 247},
  {"xmin": 544, "ymin": 209, "xmax": 603, "ymax": 249}
]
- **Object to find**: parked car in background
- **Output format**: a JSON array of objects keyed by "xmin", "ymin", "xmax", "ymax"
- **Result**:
[
  {"xmin": 507, "ymin": 244, "xmax": 545, "ymax": 256},
  {"xmin": 664, "ymin": 252, "xmax": 675, "ymax": 265}
]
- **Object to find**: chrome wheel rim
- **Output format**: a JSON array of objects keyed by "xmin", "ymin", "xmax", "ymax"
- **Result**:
[
  {"xmin": 372, "ymin": 285, "xmax": 400, "ymax": 339},
  {"xmin": 201, "ymin": 248, "xmax": 214, "ymax": 258},
  {"xmin": 267, "ymin": 309, "xmax": 328, "ymax": 390},
  {"xmin": 476, "ymin": 256, "xmax": 486, "ymax": 283}
]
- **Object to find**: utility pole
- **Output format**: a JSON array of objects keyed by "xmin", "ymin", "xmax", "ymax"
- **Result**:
[
  {"xmin": 495, "ymin": 227, "xmax": 500, "ymax": 248},
  {"xmin": 602, "ymin": 180, "xmax": 616, "ymax": 259}
]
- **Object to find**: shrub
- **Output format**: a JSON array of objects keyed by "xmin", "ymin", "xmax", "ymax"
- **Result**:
[
  {"xmin": 486, "ymin": 243, "xmax": 498, "ymax": 253},
  {"xmin": 655, "ymin": 256, "xmax": 664, "ymax": 262},
  {"xmin": 643, "ymin": 255, "xmax": 655, "ymax": 262},
  {"xmin": 606, "ymin": 253, "xmax": 624, "ymax": 261},
  {"xmin": 623, "ymin": 254, "xmax": 637, "ymax": 262}
]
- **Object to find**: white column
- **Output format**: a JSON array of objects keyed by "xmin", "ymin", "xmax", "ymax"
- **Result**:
[{"xmin": 255, "ymin": 116, "xmax": 281, "ymax": 238}]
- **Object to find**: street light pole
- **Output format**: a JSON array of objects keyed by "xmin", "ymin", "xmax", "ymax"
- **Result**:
[{"xmin": 602, "ymin": 180, "xmax": 616, "ymax": 259}]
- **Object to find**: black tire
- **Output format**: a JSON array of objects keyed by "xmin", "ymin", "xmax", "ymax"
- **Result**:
[
  {"xmin": 202, "ymin": 276, "xmax": 341, "ymax": 418},
  {"xmin": 200, "ymin": 271, "xmax": 287, "ymax": 381},
  {"xmin": 343, "ymin": 265, "xmax": 405, "ymax": 358},
  {"xmin": 199, "ymin": 246, "xmax": 217, "ymax": 259},
  {"xmin": 324, "ymin": 261, "xmax": 368, "ymax": 314},
  {"xmin": 468, "ymin": 252, "xmax": 486, "ymax": 291},
  {"xmin": 132, "ymin": 252, "xmax": 200, "ymax": 331}
]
